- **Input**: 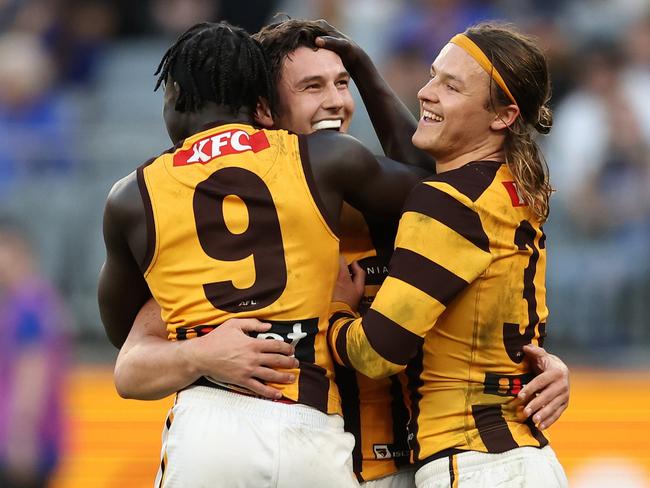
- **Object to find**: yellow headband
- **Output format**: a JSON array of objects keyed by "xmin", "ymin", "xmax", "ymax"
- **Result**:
[{"xmin": 449, "ymin": 33, "xmax": 517, "ymax": 106}]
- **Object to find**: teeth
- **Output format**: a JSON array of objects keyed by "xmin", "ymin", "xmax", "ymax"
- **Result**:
[
  {"xmin": 422, "ymin": 110, "xmax": 443, "ymax": 122},
  {"xmin": 312, "ymin": 119, "xmax": 342, "ymax": 131}
]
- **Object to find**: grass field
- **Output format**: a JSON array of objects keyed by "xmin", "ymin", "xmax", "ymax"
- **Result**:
[{"xmin": 50, "ymin": 367, "xmax": 650, "ymax": 487}]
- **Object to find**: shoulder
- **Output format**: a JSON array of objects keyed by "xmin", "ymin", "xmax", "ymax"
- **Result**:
[
  {"xmin": 302, "ymin": 131, "xmax": 372, "ymax": 166},
  {"xmin": 424, "ymin": 161, "xmax": 503, "ymax": 203},
  {"xmin": 105, "ymin": 170, "xmax": 141, "ymax": 222}
]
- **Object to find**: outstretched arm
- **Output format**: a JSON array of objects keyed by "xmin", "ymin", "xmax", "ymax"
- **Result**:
[
  {"xmin": 98, "ymin": 172, "xmax": 152, "ymax": 348},
  {"xmin": 328, "ymin": 180, "xmax": 492, "ymax": 378},
  {"xmin": 305, "ymin": 131, "xmax": 429, "ymax": 226},
  {"xmin": 315, "ymin": 20, "xmax": 435, "ymax": 170},
  {"xmin": 114, "ymin": 298, "xmax": 298, "ymax": 400}
]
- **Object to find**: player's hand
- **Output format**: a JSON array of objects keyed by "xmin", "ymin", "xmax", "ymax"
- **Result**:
[
  {"xmin": 332, "ymin": 255, "xmax": 365, "ymax": 310},
  {"xmin": 184, "ymin": 318, "xmax": 299, "ymax": 400},
  {"xmin": 517, "ymin": 344, "xmax": 570, "ymax": 430},
  {"xmin": 314, "ymin": 19, "xmax": 364, "ymax": 71}
]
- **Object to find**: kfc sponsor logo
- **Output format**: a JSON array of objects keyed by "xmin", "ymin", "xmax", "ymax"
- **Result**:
[
  {"xmin": 502, "ymin": 181, "xmax": 527, "ymax": 207},
  {"xmin": 174, "ymin": 129, "xmax": 270, "ymax": 166}
]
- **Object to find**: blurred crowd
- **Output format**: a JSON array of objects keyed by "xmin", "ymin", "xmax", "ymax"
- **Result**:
[{"xmin": 1, "ymin": 0, "xmax": 649, "ymax": 350}]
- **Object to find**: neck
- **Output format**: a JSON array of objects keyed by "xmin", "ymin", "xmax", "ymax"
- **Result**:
[
  {"xmin": 179, "ymin": 105, "xmax": 256, "ymax": 143},
  {"xmin": 434, "ymin": 138, "xmax": 506, "ymax": 174}
]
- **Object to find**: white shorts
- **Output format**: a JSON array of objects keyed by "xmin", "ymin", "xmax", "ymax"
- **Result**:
[
  {"xmin": 155, "ymin": 385, "xmax": 359, "ymax": 488},
  {"xmin": 414, "ymin": 446, "xmax": 568, "ymax": 488},
  {"xmin": 362, "ymin": 469, "xmax": 416, "ymax": 488}
]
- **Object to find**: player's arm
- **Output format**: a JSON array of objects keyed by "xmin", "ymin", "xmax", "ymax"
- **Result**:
[
  {"xmin": 328, "ymin": 181, "xmax": 492, "ymax": 378},
  {"xmin": 98, "ymin": 172, "xmax": 152, "ymax": 348},
  {"xmin": 315, "ymin": 21, "xmax": 435, "ymax": 170},
  {"xmin": 305, "ymin": 131, "xmax": 428, "ymax": 224},
  {"xmin": 114, "ymin": 299, "xmax": 298, "ymax": 400}
]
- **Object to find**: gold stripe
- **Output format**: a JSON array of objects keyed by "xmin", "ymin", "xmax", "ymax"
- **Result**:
[{"xmin": 449, "ymin": 34, "xmax": 517, "ymax": 106}]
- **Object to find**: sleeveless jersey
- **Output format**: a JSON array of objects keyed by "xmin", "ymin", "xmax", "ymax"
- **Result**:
[
  {"xmin": 337, "ymin": 203, "xmax": 411, "ymax": 481},
  {"xmin": 330, "ymin": 161, "xmax": 549, "ymax": 463},
  {"xmin": 138, "ymin": 122, "xmax": 341, "ymax": 414}
]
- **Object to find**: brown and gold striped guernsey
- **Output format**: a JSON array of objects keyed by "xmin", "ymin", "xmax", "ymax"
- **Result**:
[
  {"xmin": 330, "ymin": 161, "xmax": 549, "ymax": 463},
  {"xmin": 336, "ymin": 204, "xmax": 411, "ymax": 481},
  {"xmin": 138, "ymin": 122, "xmax": 341, "ymax": 414}
]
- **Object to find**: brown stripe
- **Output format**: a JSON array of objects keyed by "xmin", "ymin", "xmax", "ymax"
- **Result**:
[
  {"xmin": 362, "ymin": 309, "xmax": 423, "ymax": 366},
  {"xmin": 298, "ymin": 135, "xmax": 339, "ymax": 236},
  {"xmin": 390, "ymin": 247, "xmax": 469, "ymax": 306},
  {"xmin": 389, "ymin": 375, "xmax": 412, "ymax": 469},
  {"xmin": 330, "ymin": 315, "xmax": 355, "ymax": 369},
  {"xmin": 448, "ymin": 455, "xmax": 456, "ymax": 487},
  {"xmin": 471, "ymin": 404, "xmax": 518, "ymax": 452},
  {"xmin": 297, "ymin": 362, "xmax": 330, "ymax": 413},
  {"xmin": 403, "ymin": 183, "xmax": 489, "ymax": 253},
  {"xmin": 429, "ymin": 160, "xmax": 501, "ymax": 201},
  {"xmin": 406, "ymin": 349, "xmax": 424, "ymax": 461},
  {"xmin": 136, "ymin": 157, "xmax": 156, "ymax": 273},
  {"xmin": 525, "ymin": 416, "xmax": 549, "ymax": 448},
  {"xmin": 158, "ymin": 455, "xmax": 165, "ymax": 488},
  {"xmin": 334, "ymin": 365, "xmax": 364, "ymax": 481}
]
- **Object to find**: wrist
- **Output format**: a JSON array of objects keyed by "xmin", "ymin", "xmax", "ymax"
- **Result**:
[{"xmin": 178, "ymin": 338, "xmax": 204, "ymax": 380}]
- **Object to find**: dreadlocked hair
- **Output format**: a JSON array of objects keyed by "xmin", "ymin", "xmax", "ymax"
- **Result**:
[
  {"xmin": 465, "ymin": 22, "xmax": 553, "ymax": 222},
  {"xmin": 154, "ymin": 21, "xmax": 276, "ymax": 115},
  {"xmin": 253, "ymin": 19, "xmax": 332, "ymax": 91}
]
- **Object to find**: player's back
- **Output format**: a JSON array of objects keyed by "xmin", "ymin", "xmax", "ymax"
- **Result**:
[{"xmin": 138, "ymin": 122, "xmax": 341, "ymax": 414}]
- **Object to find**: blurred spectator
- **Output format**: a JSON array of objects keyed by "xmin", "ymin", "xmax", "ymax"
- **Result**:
[
  {"xmin": 381, "ymin": 0, "xmax": 502, "ymax": 115},
  {"xmin": 9, "ymin": 0, "xmax": 115, "ymax": 88},
  {"xmin": 0, "ymin": 220, "xmax": 68, "ymax": 488},
  {"xmin": 544, "ymin": 39, "xmax": 650, "ymax": 345},
  {"xmin": 0, "ymin": 31, "xmax": 78, "ymax": 199}
]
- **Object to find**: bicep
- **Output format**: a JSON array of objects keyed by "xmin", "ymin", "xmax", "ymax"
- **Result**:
[
  {"xmin": 98, "ymin": 194, "xmax": 151, "ymax": 348},
  {"xmin": 341, "ymin": 151, "xmax": 428, "ymax": 218}
]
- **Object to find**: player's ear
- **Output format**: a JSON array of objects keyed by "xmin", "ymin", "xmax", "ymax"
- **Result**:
[
  {"xmin": 490, "ymin": 103, "xmax": 519, "ymax": 131},
  {"xmin": 254, "ymin": 97, "xmax": 274, "ymax": 128}
]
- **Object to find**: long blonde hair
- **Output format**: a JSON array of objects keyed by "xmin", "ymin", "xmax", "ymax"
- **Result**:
[{"xmin": 465, "ymin": 23, "xmax": 553, "ymax": 221}]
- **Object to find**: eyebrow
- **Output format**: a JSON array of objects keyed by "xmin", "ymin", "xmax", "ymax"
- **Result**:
[
  {"xmin": 296, "ymin": 71, "xmax": 350, "ymax": 85},
  {"xmin": 430, "ymin": 66, "xmax": 465, "ymax": 87}
]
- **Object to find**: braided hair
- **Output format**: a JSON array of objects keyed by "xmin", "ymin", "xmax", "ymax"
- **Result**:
[{"xmin": 155, "ymin": 21, "xmax": 275, "ymax": 115}]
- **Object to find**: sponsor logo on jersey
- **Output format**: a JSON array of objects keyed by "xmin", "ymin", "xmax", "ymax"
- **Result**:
[
  {"xmin": 373, "ymin": 444, "xmax": 410, "ymax": 460},
  {"xmin": 502, "ymin": 181, "xmax": 527, "ymax": 207},
  {"xmin": 173, "ymin": 129, "xmax": 270, "ymax": 166}
]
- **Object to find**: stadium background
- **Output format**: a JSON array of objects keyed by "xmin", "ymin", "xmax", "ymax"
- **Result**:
[{"xmin": 0, "ymin": 0, "xmax": 649, "ymax": 486}]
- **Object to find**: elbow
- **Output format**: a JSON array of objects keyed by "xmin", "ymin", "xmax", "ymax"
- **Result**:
[{"xmin": 113, "ymin": 363, "xmax": 135, "ymax": 399}]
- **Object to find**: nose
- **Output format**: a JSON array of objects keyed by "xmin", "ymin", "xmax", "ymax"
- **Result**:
[
  {"xmin": 322, "ymin": 83, "xmax": 344, "ymax": 110},
  {"xmin": 417, "ymin": 78, "xmax": 438, "ymax": 104}
]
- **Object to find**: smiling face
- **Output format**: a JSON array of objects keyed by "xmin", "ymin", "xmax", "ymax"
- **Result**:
[
  {"xmin": 274, "ymin": 46, "xmax": 354, "ymax": 135},
  {"xmin": 412, "ymin": 43, "xmax": 503, "ymax": 168}
]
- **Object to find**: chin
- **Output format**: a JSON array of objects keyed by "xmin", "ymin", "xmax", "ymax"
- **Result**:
[{"xmin": 412, "ymin": 130, "xmax": 432, "ymax": 152}]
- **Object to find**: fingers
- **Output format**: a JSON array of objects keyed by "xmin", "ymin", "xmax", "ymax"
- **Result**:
[
  {"xmin": 258, "ymin": 352, "xmax": 299, "ymax": 370},
  {"xmin": 349, "ymin": 260, "xmax": 366, "ymax": 292},
  {"xmin": 255, "ymin": 337, "xmax": 295, "ymax": 356},
  {"xmin": 522, "ymin": 343, "xmax": 547, "ymax": 360},
  {"xmin": 224, "ymin": 318, "xmax": 272, "ymax": 334},
  {"xmin": 525, "ymin": 393, "xmax": 568, "ymax": 430},
  {"xmin": 253, "ymin": 366, "xmax": 295, "ymax": 385},
  {"xmin": 315, "ymin": 35, "xmax": 349, "ymax": 51},
  {"xmin": 518, "ymin": 369, "xmax": 557, "ymax": 403},
  {"xmin": 243, "ymin": 379, "xmax": 284, "ymax": 400}
]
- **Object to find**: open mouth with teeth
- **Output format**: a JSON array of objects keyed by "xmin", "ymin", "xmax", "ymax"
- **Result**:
[
  {"xmin": 312, "ymin": 119, "xmax": 342, "ymax": 131},
  {"xmin": 422, "ymin": 109, "xmax": 444, "ymax": 122}
]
